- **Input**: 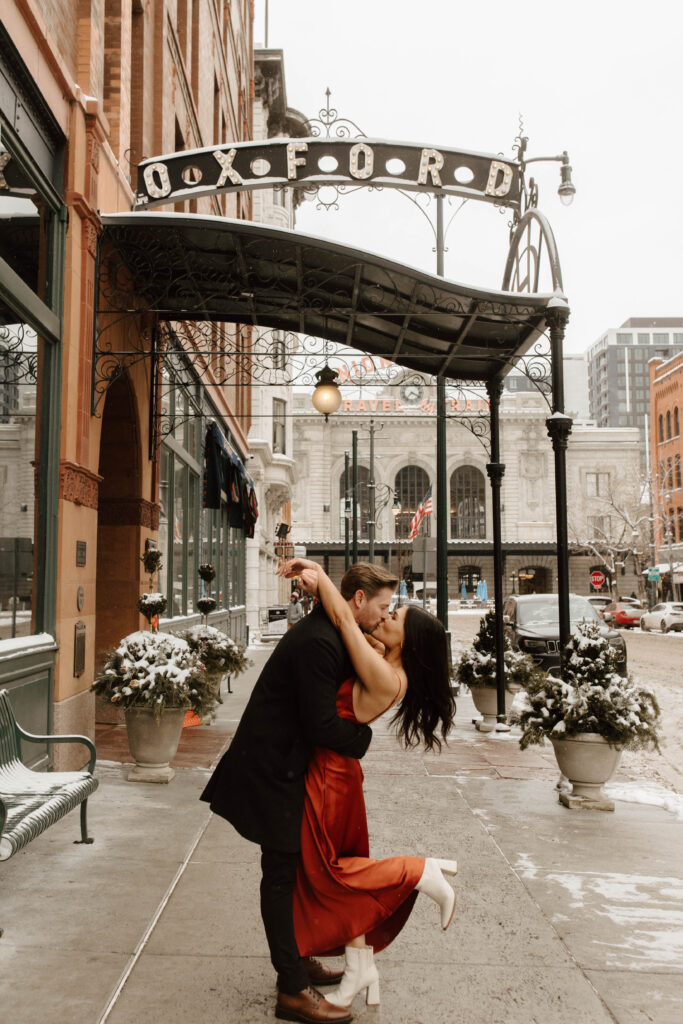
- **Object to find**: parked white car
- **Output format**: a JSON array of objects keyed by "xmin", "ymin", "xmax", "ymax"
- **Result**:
[{"xmin": 639, "ymin": 602, "xmax": 683, "ymax": 634}]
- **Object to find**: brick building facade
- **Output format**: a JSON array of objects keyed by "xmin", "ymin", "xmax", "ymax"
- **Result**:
[
  {"xmin": 650, "ymin": 352, "xmax": 683, "ymax": 599},
  {"xmin": 1, "ymin": 1, "xmax": 256, "ymax": 767}
]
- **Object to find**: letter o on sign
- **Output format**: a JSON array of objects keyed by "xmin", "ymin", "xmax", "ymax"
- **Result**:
[{"xmin": 590, "ymin": 570, "xmax": 605, "ymax": 588}]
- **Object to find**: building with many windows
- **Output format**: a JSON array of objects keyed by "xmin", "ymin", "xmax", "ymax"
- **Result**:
[
  {"xmin": 290, "ymin": 378, "xmax": 644, "ymax": 599},
  {"xmin": 245, "ymin": 50, "xmax": 307, "ymax": 638},
  {"xmin": 586, "ymin": 318, "xmax": 683, "ymax": 442},
  {"xmin": 649, "ymin": 351, "xmax": 683, "ymax": 599}
]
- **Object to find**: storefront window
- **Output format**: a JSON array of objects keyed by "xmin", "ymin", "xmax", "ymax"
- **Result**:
[
  {"xmin": 158, "ymin": 381, "xmax": 248, "ymax": 618},
  {"xmin": 172, "ymin": 456, "xmax": 186, "ymax": 615},
  {"xmin": 0, "ymin": 323, "xmax": 37, "ymax": 639},
  {"xmin": 187, "ymin": 472, "xmax": 197, "ymax": 613},
  {"xmin": 230, "ymin": 527, "xmax": 246, "ymax": 606},
  {"xmin": 159, "ymin": 446, "xmax": 171, "ymax": 596}
]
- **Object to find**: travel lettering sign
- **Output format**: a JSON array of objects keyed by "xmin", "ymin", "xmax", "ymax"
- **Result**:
[
  {"xmin": 135, "ymin": 138, "xmax": 521, "ymax": 209},
  {"xmin": 339, "ymin": 398, "xmax": 490, "ymax": 414}
]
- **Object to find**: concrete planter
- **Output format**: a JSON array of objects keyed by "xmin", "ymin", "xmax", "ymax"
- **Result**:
[
  {"xmin": 124, "ymin": 707, "xmax": 186, "ymax": 784},
  {"xmin": 550, "ymin": 732, "xmax": 622, "ymax": 811},
  {"xmin": 469, "ymin": 684, "xmax": 519, "ymax": 733}
]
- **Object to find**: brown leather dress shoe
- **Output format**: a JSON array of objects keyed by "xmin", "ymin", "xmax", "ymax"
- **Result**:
[
  {"xmin": 304, "ymin": 956, "xmax": 344, "ymax": 985},
  {"xmin": 275, "ymin": 985, "xmax": 353, "ymax": 1023}
]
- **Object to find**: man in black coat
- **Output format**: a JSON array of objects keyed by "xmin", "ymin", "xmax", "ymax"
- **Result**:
[{"xmin": 201, "ymin": 563, "xmax": 398, "ymax": 1024}]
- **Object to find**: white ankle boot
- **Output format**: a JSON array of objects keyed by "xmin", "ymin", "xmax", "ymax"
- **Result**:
[
  {"xmin": 416, "ymin": 858, "xmax": 457, "ymax": 929},
  {"xmin": 325, "ymin": 946, "xmax": 380, "ymax": 1008}
]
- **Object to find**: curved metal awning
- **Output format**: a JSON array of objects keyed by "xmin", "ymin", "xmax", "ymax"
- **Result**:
[{"xmin": 99, "ymin": 213, "xmax": 554, "ymax": 383}]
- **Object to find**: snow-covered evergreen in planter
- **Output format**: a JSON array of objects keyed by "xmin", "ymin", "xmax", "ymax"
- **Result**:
[
  {"xmin": 92, "ymin": 631, "xmax": 217, "ymax": 783},
  {"xmin": 511, "ymin": 621, "xmax": 661, "ymax": 810},
  {"xmin": 455, "ymin": 612, "xmax": 546, "ymax": 732},
  {"xmin": 176, "ymin": 625, "xmax": 250, "ymax": 698},
  {"xmin": 93, "ymin": 548, "xmax": 220, "ymax": 783}
]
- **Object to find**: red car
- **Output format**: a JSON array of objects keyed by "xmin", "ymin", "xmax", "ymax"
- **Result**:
[{"xmin": 603, "ymin": 602, "xmax": 643, "ymax": 628}]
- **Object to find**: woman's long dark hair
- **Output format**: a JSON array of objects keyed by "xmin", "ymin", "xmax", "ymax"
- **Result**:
[{"xmin": 391, "ymin": 606, "xmax": 455, "ymax": 752}]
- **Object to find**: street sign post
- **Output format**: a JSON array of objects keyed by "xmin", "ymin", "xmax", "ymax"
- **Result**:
[{"xmin": 647, "ymin": 569, "xmax": 661, "ymax": 582}]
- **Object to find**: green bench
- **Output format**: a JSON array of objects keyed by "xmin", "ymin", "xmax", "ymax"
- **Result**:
[{"xmin": 0, "ymin": 688, "xmax": 99, "ymax": 934}]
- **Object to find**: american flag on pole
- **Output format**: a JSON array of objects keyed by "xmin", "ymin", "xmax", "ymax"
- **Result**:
[{"xmin": 408, "ymin": 486, "xmax": 433, "ymax": 542}]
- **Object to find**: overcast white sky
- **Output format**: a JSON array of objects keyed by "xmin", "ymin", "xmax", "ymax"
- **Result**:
[{"xmin": 254, "ymin": 0, "xmax": 681, "ymax": 356}]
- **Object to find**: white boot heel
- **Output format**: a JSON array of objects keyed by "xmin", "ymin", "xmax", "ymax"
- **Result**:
[
  {"xmin": 326, "ymin": 946, "xmax": 380, "ymax": 1008},
  {"xmin": 416, "ymin": 858, "xmax": 457, "ymax": 930}
]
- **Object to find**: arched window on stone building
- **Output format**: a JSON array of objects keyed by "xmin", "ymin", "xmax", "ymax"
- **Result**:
[
  {"xmin": 394, "ymin": 465, "xmax": 431, "ymax": 540},
  {"xmin": 339, "ymin": 465, "xmax": 371, "ymax": 540},
  {"xmin": 659, "ymin": 414, "xmax": 664, "ymax": 442},
  {"xmin": 666, "ymin": 410, "xmax": 672, "ymax": 439},
  {"xmin": 675, "ymin": 407, "xmax": 680, "ymax": 436},
  {"xmin": 450, "ymin": 465, "xmax": 486, "ymax": 538}
]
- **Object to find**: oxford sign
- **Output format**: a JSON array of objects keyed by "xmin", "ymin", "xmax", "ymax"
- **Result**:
[{"xmin": 134, "ymin": 137, "xmax": 521, "ymax": 210}]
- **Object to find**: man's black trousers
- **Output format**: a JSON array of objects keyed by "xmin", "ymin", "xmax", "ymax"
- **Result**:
[{"xmin": 260, "ymin": 846, "xmax": 309, "ymax": 994}]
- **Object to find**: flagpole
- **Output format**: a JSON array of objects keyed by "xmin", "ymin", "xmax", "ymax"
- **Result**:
[{"xmin": 422, "ymin": 531, "xmax": 427, "ymax": 610}]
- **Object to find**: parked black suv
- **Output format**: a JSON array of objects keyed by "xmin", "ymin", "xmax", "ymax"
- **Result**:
[{"xmin": 503, "ymin": 593, "xmax": 627, "ymax": 674}]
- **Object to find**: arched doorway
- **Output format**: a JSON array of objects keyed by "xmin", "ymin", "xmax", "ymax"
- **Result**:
[
  {"xmin": 517, "ymin": 565, "xmax": 551, "ymax": 595},
  {"xmin": 458, "ymin": 564, "xmax": 482, "ymax": 599},
  {"xmin": 95, "ymin": 374, "xmax": 143, "ymax": 673}
]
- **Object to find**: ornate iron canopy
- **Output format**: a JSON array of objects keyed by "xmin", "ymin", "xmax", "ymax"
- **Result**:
[{"xmin": 97, "ymin": 212, "xmax": 551, "ymax": 389}]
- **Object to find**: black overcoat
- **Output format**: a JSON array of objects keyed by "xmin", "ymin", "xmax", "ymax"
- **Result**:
[{"xmin": 200, "ymin": 605, "xmax": 372, "ymax": 852}]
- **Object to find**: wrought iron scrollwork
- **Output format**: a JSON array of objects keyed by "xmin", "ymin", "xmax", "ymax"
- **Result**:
[
  {"xmin": 304, "ymin": 87, "xmax": 367, "ymax": 140},
  {"xmin": 443, "ymin": 381, "xmax": 492, "ymax": 457},
  {"xmin": 0, "ymin": 323, "xmax": 38, "ymax": 387}
]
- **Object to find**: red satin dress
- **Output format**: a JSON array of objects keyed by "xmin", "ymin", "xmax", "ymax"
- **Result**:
[{"xmin": 293, "ymin": 677, "xmax": 425, "ymax": 957}]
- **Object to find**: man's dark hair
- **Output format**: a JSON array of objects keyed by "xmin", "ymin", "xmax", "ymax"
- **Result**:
[{"xmin": 340, "ymin": 563, "xmax": 399, "ymax": 600}]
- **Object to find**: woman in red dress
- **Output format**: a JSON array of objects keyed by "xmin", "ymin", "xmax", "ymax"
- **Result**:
[{"xmin": 279, "ymin": 559, "xmax": 457, "ymax": 1013}]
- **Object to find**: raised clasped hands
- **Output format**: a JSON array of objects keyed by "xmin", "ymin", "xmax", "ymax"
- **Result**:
[{"xmin": 276, "ymin": 557, "xmax": 320, "ymax": 580}]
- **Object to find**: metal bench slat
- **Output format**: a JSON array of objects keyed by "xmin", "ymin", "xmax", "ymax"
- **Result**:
[{"xmin": 0, "ymin": 774, "xmax": 98, "ymax": 860}]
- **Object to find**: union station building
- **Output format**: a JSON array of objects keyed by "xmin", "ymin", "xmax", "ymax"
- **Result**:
[{"xmin": 289, "ymin": 377, "xmax": 644, "ymax": 600}]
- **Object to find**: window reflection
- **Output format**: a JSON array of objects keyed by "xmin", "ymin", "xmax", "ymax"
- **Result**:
[{"xmin": 0, "ymin": 323, "xmax": 37, "ymax": 639}]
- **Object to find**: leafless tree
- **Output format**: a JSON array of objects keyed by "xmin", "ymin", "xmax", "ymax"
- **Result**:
[{"xmin": 569, "ymin": 474, "xmax": 651, "ymax": 601}]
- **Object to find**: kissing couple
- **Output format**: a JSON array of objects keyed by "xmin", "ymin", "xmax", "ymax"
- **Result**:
[{"xmin": 201, "ymin": 560, "xmax": 457, "ymax": 1023}]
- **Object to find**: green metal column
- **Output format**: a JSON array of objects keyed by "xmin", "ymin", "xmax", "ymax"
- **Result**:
[
  {"xmin": 486, "ymin": 381, "xmax": 506, "ymax": 721},
  {"xmin": 436, "ymin": 377, "xmax": 448, "ymax": 627},
  {"xmin": 35, "ymin": 205, "xmax": 67, "ymax": 637},
  {"xmin": 352, "ymin": 429, "xmax": 358, "ymax": 564},
  {"xmin": 435, "ymin": 195, "xmax": 449, "ymax": 628},
  {"xmin": 368, "ymin": 420, "xmax": 376, "ymax": 563},
  {"xmin": 344, "ymin": 451, "xmax": 350, "ymax": 570},
  {"xmin": 546, "ymin": 299, "xmax": 572, "ymax": 671}
]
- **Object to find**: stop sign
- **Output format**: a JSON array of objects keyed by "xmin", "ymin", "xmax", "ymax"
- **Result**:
[{"xmin": 590, "ymin": 570, "xmax": 605, "ymax": 588}]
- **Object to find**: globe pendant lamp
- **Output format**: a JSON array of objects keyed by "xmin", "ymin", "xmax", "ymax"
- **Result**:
[{"xmin": 312, "ymin": 363, "xmax": 342, "ymax": 421}]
